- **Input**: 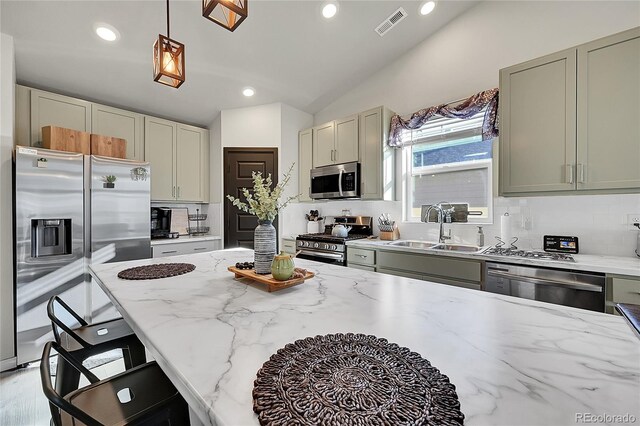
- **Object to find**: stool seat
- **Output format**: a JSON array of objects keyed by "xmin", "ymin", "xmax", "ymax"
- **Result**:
[
  {"xmin": 59, "ymin": 318, "xmax": 137, "ymax": 352},
  {"xmin": 60, "ymin": 362, "xmax": 186, "ymax": 426}
]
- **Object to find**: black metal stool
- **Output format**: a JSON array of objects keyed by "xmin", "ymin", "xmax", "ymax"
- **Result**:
[
  {"xmin": 47, "ymin": 296, "xmax": 146, "ymax": 397},
  {"xmin": 41, "ymin": 341, "xmax": 190, "ymax": 426}
]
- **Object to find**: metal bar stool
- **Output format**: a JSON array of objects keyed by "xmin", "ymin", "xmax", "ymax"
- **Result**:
[
  {"xmin": 41, "ymin": 341, "xmax": 190, "ymax": 426},
  {"xmin": 47, "ymin": 296, "xmax": 146, "ymax": 397}
]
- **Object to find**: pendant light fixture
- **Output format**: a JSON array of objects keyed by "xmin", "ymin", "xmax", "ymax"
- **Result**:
[
  {"xmin": 202, "ymin": 0, "xmax": 248, "ymax": 32},
  {"xmin": 153, "ymin": 0, "xmax": 185, "ymax": 88}
]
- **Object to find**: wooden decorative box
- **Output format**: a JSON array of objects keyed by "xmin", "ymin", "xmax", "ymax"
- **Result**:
[
  {"xmin": 228, "ymin": 266, "xmax": 315, "ymax": 292},
  {"xmin": 42, "ymin": 126, "xmax": 90, "ymax": 154},
  {"xmin": 91, "ymin": 134, "xmax": 127, "ymax": 159}
]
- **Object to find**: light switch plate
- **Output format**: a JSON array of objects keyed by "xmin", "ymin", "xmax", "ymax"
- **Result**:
[{"xmin": 627, "ymin": 214, "xmax": 640, "ymax": 225}]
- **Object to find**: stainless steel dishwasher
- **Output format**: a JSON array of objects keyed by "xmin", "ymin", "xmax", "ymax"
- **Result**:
[{"xmin": 484, "ymin": 262, "xmax": 605, "ymax": 312}]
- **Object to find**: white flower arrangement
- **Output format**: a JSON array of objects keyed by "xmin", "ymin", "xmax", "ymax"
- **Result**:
[{"xmin": 226, "ymin": 163, "xmax": 298, "ymax": 222}]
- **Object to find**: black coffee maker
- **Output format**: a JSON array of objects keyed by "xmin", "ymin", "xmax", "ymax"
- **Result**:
[{"xmin": 151, "ymin": 207, "xmax": 171, "ymax": 239}]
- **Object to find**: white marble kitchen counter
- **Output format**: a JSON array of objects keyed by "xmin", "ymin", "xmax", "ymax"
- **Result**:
[
  {"xmin": 89, "ymin": 249, "xmax": 639, "ymax": 426},
  {"xmin": 151, "ymin": 235, "xmax": 222, "ymax": 246},
  {"xmin": 347, "ymin": 239, "xmax": 640, "ymax": 277}
]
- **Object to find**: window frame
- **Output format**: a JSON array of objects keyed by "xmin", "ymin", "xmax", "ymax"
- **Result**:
[{"xmin": 402, "ymin": 132, "xmax": 494, "ymax": 225}]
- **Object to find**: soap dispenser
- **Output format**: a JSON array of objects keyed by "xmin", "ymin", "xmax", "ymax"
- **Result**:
[{"xmin": 476, "ymin": 226, "xmax": 485, "ymax": 247}]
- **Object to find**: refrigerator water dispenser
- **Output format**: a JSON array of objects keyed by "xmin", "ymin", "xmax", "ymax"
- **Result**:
[{"xmin": 31, "ymin": 218, "xmax": 72, "ymax": 257}]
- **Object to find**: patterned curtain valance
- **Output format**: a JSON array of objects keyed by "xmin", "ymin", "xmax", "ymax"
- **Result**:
[{"xmin": 388, "ymin": 88, "xmax": 499, "ymax": 148}]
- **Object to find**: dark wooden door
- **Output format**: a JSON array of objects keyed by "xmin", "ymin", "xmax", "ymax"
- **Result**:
[{"xmin": 224, "ymin": 148, "xmax": 278, "ymax": 248}]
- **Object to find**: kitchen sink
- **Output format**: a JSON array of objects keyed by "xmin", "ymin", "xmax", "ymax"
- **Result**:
[
  {"xmin": 432, "ymin": 244, "xmax": 483, "ymax": 253},
  {"xmin": 388, "ymin": 240, "xmax": 439, "ymax": 249}
]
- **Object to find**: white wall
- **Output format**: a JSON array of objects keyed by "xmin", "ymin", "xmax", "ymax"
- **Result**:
[
  {"xmin": 0, "ymin": 32, "xmax": 16, "ymax": 368},
  {"xmin": 290, "ymin": 1, "xmax": 640, "ymax": 258}
]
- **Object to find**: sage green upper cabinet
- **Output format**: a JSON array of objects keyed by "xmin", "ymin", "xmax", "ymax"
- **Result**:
[
  {"xmin": 500, "ymin": 27, "xmax": 640, "ymax": 196},
  {"xmin": 298, "ymin": 128, "xmax": 313, "ymax": 201},
  {"xmin": 334, "ymin": 115, "xmax": 359, "ymax": 164},
  {"xmin": 576, "ymin": 27, "xmax": 640, "ymax": 191},
  {"xmin": 359, "ymin": 106, "xmax": 395, "ymax": 200},
  {"xmin": 92, "ymin": 104, "xmax": 144, "ymax": 160},
  {"xmin": 500, "ymin": 49, "xmax": 577, "ymax": 194},
  {"xmin": 145, "ymin": 117, "xmax": 209, "ymax": 203},
  {"xmin": 145, "ymin": 116, "xmax": 176, "ymax": 201},
  {"xmin": 312, "ymin": 121, "xmax": 335, "ymax": 168},
  {"xmin": 176, "ymin": 124, "xmax": 209, "ymax": 202},
  {"xmin": 30, "ymin": 89, "xmax": 92, "ymax": 147}
]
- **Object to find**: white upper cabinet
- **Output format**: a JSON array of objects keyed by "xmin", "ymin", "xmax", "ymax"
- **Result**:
[
  {"xmin": 298, "ymin": 128, "xmax": 313, "ymax": 202},
  {"xmin": 312, "ymin": 121, "xmax": 335, "ymax": 168},
  {"xmin": 500, "ymin": 27, "xmax": 640, "ymax": 195},
  {"xmin": 145, "ymin": 116, "xmax": 176, "ymax": 201},
  {"xmin": 576, "ymin": 27, "xmax": 640, "ymax": 191},
  {"xmin": 92, "ymin": 104, "xmax": 144, "ymax": 160},
  {"xmin": 176, "ymin": 124, "xmax": 209, "ymax": 202},
  {"xmin": 359, "ymin": 106, "xmax": 395, "ymax": 200},
  {"xmin": 334, "ymin": 115, "xmax": 359, "ymax": 164},
  {"xmin": 30, "ymin": 89, "xmax": 91, "ymax": 147}
]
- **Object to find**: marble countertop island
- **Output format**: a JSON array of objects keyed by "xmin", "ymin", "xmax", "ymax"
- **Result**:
[{"xmin": 89, "ymin": 249, "xmax": 639, "ymax": 426}]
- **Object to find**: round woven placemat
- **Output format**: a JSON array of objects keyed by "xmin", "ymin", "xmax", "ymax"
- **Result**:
[
  {"xmin": 117, "ymin": 263, "xmax": 195, "ymax": 280},
  {"xmin": 253, "ymin": 333, "xmax": 464, "ymax": 425}
]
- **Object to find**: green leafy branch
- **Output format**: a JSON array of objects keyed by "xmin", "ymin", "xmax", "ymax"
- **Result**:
[{"xmin": 226, "ymin": 163, "xmax": 299, "ymax": 222}]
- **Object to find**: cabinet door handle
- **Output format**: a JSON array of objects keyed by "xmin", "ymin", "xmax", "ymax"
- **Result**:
[
  {"xmin": 161, "ymin": 250, "xmax": 178, "ymax": 254},
  {"xmin": 177, "ymin": 186, "xmax": 181, "ymax": 198},
  {"xmin": 565, "ymin": 165, "xmax": 574, "ymax": 184},
  {"xmin": 172, "ymin": 186, "xmax": 176, "ymax": 197},
  {"xmin": 193, "ymin": 247, "xmax": 207, "ymax": 251},
  {"xmin": 356, "ymin": 254, "xmax": 368, "ymax": 258},
  {"xmin": 577, "ymin": 163, "xmax": 585, "ymax": 183}
]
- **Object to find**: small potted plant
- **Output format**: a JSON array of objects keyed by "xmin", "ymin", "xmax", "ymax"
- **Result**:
[{"xmin": 103, "ymin": 175, "xmax": 117, "ymax": 189}]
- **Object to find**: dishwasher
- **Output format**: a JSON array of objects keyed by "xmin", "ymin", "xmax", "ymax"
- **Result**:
[{"xmin": 484, "ymin": 262, "xmax": 605, "ymax": 312}]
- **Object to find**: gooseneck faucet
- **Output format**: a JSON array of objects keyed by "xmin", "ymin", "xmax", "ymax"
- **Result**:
[{"xmin": 423, "ymin": 202, "xmax": 454, "ymax": 244}]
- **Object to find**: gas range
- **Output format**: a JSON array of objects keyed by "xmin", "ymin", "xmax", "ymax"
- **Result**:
[
  {"xmin": 296, "ymin": 216, "xmax": 373, "ymax": 265},
  {"xmin": 483, "ymin": 247, "xmax": 575, "ymax": 262}
]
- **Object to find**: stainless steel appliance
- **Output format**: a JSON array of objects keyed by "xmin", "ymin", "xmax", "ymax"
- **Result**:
[
  {"xmin": 14, "ymin": 146, "xmax": 151, "ymax": 365},
  {"xmin": 310, "ymin": 162, "xmax": 360, "ymax": 200},
  {"xmin": 151, "ymin": 207, "xmax": 172, "ymax": 239},
  {"xmin": 484, "ymin": 262, "xmax": 605, "ymax": 312},
  {"xmin": 296, "ymin": 216, "xmax": 373, "ymax": 265},
  {"xmin": 483, "ymin": 247, "xmax": 576, "ymax": 262}
]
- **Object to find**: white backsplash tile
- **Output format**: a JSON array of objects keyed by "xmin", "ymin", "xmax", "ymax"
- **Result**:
[{"xmin": 281, "ymin": 193, "xmax": 640, "ymax": 258}]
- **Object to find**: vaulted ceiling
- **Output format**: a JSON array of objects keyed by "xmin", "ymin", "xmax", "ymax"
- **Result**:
[{"xmin": 1, "ymin": 0, "xmax": 478, "ymax": 126}]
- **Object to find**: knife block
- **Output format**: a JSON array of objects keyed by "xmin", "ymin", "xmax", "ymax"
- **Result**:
[{"xmin": 380, "ymin": 227, "xmax": 400, "ymax": 241}]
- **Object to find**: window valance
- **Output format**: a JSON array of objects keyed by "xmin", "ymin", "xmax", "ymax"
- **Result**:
[{"xmin": 388, "ymin": 88, "xmax": 499, "ymax": 148}]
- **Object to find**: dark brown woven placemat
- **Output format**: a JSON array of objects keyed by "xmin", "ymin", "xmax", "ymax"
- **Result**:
[
  {"xmin": 117, "ymin": 263, "xmax": 195, "ymax": 280},
  {"xmin": 253, "ymin": 333, "xmax": 464, "ymax": 425}
]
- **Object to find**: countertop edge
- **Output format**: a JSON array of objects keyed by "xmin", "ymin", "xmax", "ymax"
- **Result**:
[{"xmin": 151, "ymin": 235, "xmax": 222, "ymax": 246}]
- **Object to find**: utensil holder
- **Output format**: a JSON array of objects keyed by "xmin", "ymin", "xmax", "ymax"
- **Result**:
[
  {"xmin": 380, "ymin": 227, "xmax": 400, "ymax": 241},
  {"xmin": 307, "ymin": 220, "xmax": 323, "ymax": 234}
]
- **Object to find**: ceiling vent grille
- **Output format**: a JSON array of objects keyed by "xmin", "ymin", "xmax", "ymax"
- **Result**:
[{"xmin": 375, "ymin": 7, "xmax": 408, "ymax": 37}]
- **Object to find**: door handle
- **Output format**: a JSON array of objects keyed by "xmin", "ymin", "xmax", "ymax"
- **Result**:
[
  {"xmin": 577, "ymin": 163, "xmax": 585, "ymax": 183},
  {"xmin": 565, "ymin": 164, "xmax": 574, "ymax": 184},
  {"xmin": 338, "ymin": 169, "xmax": 344, "ymax": 197},
  {"xmin": 172, "ymin": 186, "xmax": 176, "ymax": 197},
  {"xmin": 161, "ymin": 250, "xmax": 178, "ymax": 254},
  {"xmin": 193, "ymin": 247, "xmax": 207, "ymax": 251},
  {"xmin": 177, "ymin": 186, "xmax": 181, "ymax": 199}
]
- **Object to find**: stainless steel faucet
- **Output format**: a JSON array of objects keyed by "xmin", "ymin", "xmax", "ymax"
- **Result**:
[{"xmin": 423, "ymin": 202, "xmax": 454, "ymax": 243}]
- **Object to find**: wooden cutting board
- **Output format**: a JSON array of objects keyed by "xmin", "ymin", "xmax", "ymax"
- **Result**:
[
  {"xmin": 90, "ymin": 134, "xmax": 127, "ymax": 159},
  {"xmin": 42, "ymin": 126, "xmax": 90, "ymax": 154},
  {"xmin": 228, "ymin": 266, "xmax": 314, "ymax": 292}
]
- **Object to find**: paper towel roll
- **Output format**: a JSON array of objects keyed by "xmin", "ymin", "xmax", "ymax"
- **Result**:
[{"xmin": 500, "ymin": 213, "xmax": 512, "ymax": 247}]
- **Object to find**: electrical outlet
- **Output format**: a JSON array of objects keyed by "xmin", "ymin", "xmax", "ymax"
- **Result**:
[{"xmin": 627, "ymin": 214, "xmax": 640, "ymax": 225}]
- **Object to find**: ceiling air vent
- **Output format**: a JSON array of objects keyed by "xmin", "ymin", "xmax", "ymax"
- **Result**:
[{"xmin": 375, "ymin": 7, "xmax": 408, "ymax": 37}]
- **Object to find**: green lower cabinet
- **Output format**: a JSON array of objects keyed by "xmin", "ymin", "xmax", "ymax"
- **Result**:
[
  {"xmin": 606, "ymin": 275, "xmax": 640, "ymax": 315},
  {"xmin": 377, "ymin": 267, "xmax": 423, "ymax": 281},
  {"xmin": 349, "ymin": 264, "xmax": 376, "ymax": 273}
]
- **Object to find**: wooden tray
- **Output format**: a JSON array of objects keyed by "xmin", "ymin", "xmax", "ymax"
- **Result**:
[{"xmin": 228, "ymin": 266, "xmax": 314, "ymax": 292}]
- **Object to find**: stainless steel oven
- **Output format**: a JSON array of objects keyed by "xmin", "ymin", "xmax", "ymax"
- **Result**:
[
  {"xmin": 310, "ymin": 162, "xmax": 360, "ymax": 200},
  {"xmin": 484, "ymin": 262, "xmax": 605, "ymax": 312}
]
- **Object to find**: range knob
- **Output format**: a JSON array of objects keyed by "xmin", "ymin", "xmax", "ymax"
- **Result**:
[
  {"xmin": 332, "ymin": 245, "xmax": 338, "ymax": 250},
  {"xmin": 305, "ymin": 241, "xmax": 311, "ymax": 247},
  {"xmin": 313, "ymin": 242, "xmax": 320, "ymax": 248},
  {"xmin": 323, "ymin": 243, "xmax": 330, "ymax": 250}
]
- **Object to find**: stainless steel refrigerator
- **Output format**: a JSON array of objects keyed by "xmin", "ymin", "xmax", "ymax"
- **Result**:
[{"xmin": 14, "ymin": 146, "xmax": 151, "ymax": 365}]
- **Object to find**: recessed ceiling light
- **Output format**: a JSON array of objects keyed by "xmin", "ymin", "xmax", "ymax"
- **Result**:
[
  {"xmin": 95, "ymin": 23, "xmax": 119, "ymax": 41},
  {"xmin": 322, "ymin": 2, "xmax": 338, "ymax": 19},
  {"xmin": 420, "ymin": 1, "xmax": 436, "ymax": 16},
  {"xmin": 242, "ymin": 87, "xmax": 255, "ymax": 97}
]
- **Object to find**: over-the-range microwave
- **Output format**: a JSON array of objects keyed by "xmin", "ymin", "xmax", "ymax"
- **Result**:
[{"xmin": 310, "ymin": 162, "xmax": 360, "ymax": 200}]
